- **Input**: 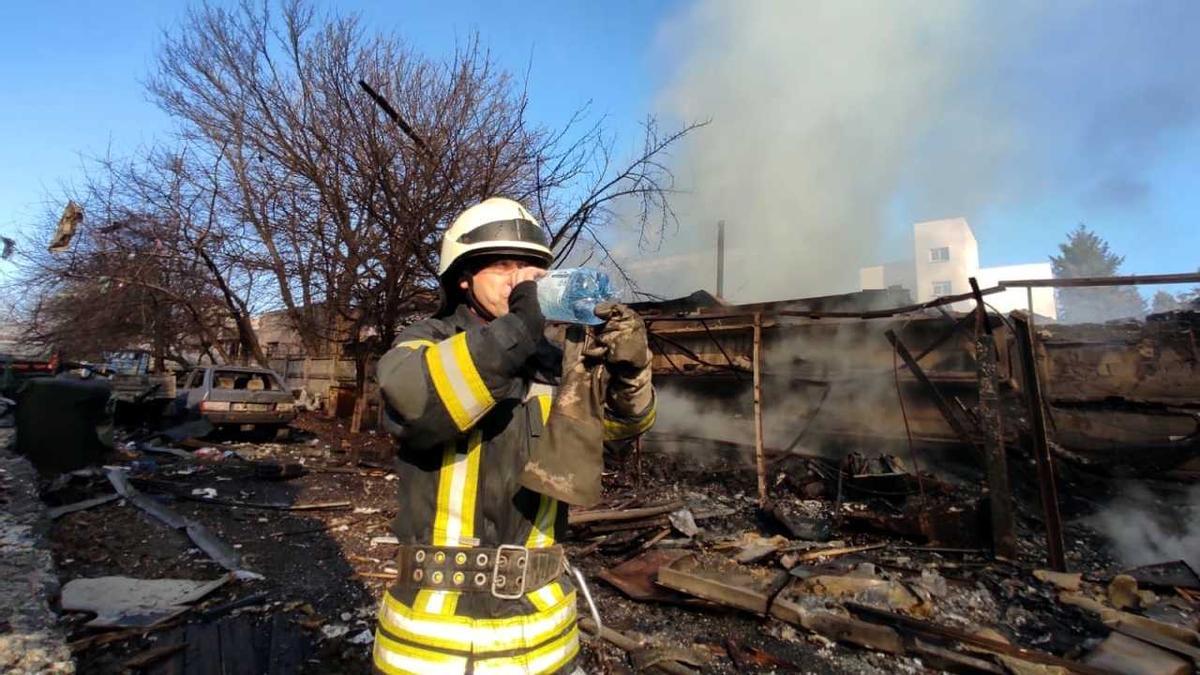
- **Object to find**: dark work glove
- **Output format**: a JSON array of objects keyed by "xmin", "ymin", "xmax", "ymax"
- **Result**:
[
  {"xmin": 594, "ymin": 302, "xmax": 653, "ymax": 417},
  {"xmin": 593, "ymin": 302, "xmax": 651, "ymax": 371},
  {"xmin": 485, "ymin": 280, "xmax": 546, "ymax": 375},
  {"xmin": 507, "ymin": 280, "xmax": 545, "ymax": 341}
]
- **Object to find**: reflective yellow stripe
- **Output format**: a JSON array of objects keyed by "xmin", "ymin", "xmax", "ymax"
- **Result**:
[
  {"xmin": 524, "ymin": 494, "xmax": 556, "ymax": 549},
  {"xmin": 603, "ymin": 403, "xmax": 657, "ymax": 441},
  {"xmin": 414, "ymin": 589, "xmax": 459, "ymax": 616},
  {"xmin": 397, "ymin": 339, "xmax": 436, "ymax": 350},
  {"xmin": 378, "ymin": 589, "xmax": 578, "ymax": 655},
  {"xmin": 450, "ymin": 331, "xmax": 493, "ymax": 410},
  {"xmin": 527, "ymin": 580, "xmax": 566, "ymax": 613},
  {"xmin": 379, "ymin": 591, "xmax": 472, "ymax": 652},
  {"xmin": 536, "ymin": 393, "xmax": 553, "ymax": 425},
  {"xmin": 473, "ymin": 624, "xmax": 580, "ymax": 675},
  {"xmin": 373, "ymin": 629, "xmax": 467, "ymax": 675},
  {"xmin": 426, "ymin": 333, "xmax": 495, "ymax": 430},
  {"xmin": 432, "ymin": 430, "xmax": 482, "ymax": 547}
]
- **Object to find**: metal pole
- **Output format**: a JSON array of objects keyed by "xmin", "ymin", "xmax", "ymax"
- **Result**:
[
  {"xmin": 752, "ymin": 312, "xmax": 767, "ymax": 506},
  {"xmin": 1013, "ymin": 312, "xmax": 1067, "ymax": 571},
  {"xmin": 1027, "ymin": 287, "xmax": 1035, "ymax": 329},
  {"xmin": 716, "ymin": 220, "xmax": 726, "ymax": 299}
]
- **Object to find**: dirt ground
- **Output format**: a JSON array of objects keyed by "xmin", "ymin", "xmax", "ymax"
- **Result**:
[{"xmin": 43, "ymin": 413, "xmax": 1200, "ymax": 673}]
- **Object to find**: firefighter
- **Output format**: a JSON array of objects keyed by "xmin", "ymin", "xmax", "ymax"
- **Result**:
[{"xmin": 372, "ymin": 197, "xmax": 655, "ymax": 674}]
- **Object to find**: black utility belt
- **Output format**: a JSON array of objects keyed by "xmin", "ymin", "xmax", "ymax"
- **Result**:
[{"xmin": 395, "ymin": 544, "xmax": 565, "ymax": 599}]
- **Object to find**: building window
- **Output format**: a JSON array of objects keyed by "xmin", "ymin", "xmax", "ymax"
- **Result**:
[
  {"xmin": 932, "ymin": 280, "xmax": 953, "ymax": 297},
  {"xmin": 929, "ymin": 246, "xmax": 950, "ymax": 262}
]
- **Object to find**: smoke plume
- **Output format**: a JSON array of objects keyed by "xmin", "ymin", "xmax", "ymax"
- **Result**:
[
  {"xmin": 1092, "ymin": 484, "xmax": 1200, "ymax": 570},
  {"xmin": 627, "ymin": 1, "xmax": 1200, "ymax": 302}
]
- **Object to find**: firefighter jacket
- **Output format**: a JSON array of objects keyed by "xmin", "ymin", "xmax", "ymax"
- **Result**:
[{"xmin": 372, "ymin": 303, "xmax": 656, "ymax": 674}]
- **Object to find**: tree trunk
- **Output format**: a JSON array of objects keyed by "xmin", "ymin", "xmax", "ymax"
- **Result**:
[{"xmin": 195, "ymin": 245, "xmax": 268, "ymax": 367}]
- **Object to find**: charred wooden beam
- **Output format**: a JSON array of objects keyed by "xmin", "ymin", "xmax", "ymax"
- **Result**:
[
  {"xmin": 644, "ymin": 283, "xmax": 1006, "ymax": 322},
  {"xmin": 753, "ymin": 312, "xmax": 767, "ymax": 506},
  {"xmin": 970, "ymin": 277, "xmax": 1017, "ymax": 560},
  {"xmin": 884, "ymin": 329, "xmax": 981, "ymax": 451},
  {"xmin": 1012, "ymin": 311, "xmax": 1067, "ymax": 572},
  {"xmin": 569, "ymin": 501, "xmax": 685, "ymax": 525},
  {"xmin": 844, "ymin": 603, "xmax": 1112, "ymax": 675},
  {"xmin": 579, "ymin": 619, "xmax": 697, "ymax": 675},
  {"xmin": 1000, "ymin": 272, "xmax": 1200, "ymax": 288}
]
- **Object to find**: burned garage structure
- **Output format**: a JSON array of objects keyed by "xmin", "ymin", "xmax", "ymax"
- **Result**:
[{"xmin": 4, "ymin": 273, "xmax": 1200, "ymax": 674}]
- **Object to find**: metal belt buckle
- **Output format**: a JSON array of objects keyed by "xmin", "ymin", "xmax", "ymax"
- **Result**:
[{"xmin": 491, "ymin": 544, "xmax": 528, "ymax": 599}]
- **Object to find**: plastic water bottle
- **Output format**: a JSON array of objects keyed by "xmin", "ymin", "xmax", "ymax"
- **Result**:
[{"xmin": 536, "ymin": 268, "xmax": 615, "ymax": 325}]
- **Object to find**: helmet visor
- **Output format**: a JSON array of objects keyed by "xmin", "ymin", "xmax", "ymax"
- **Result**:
[{"xmin": 457, "ymin": 218, "xmax": 550, "ymax": 249}]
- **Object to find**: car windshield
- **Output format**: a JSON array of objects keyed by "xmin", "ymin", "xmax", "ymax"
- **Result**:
[{"xmin": 212, "ymin": 370, "xmax": 282, "ymax": 391}]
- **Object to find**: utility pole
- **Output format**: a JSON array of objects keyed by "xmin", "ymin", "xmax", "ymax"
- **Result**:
[{"xmin": 716, "ymin": 220, "xmax": 725, "ymax": 299}]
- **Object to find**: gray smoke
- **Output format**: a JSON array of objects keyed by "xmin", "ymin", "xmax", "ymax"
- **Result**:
[
  {"xmin": 625, "ymin": 1, "xmax": 1200, "ymax": 302},
  {"xmin": 646, "ymin": 323, "xmax": 911, "ymax": 466},
  {"xmin": 1092, "ymin": 484, "xmax": 1200, "ymax": 570}
]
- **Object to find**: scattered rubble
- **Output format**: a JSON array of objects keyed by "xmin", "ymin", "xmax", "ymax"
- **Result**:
[
  {"xmin": 60, "ymin": 575, "xmax": 230, "ymax": 628},
  {"xmin": 0, "ymin": 412, "xmax": 73, "ymax": 673},
  {"xmin": 5, "ymin": 293, "xmax": 1199, "ymax": 672}
]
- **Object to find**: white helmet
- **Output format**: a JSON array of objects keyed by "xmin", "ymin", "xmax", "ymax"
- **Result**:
[{"xmin": 438, "ymin": 197, "xmax": 554, "ymax": 280}]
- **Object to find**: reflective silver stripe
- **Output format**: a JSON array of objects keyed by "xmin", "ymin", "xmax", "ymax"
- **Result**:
[
  {"xmin": 373, "ymin": 630, "xmax": 467, "ymax": 675},
  {"xmin": 378, "ymin": 588, "xmax": 577, "ymax": 654},
  {"xmin": 472, "ymin": 626, "xmax": 580, "ymax": 675},
  {"xmin": 427, "ymin": 333, "xmax": 493, "ymax": 429}
]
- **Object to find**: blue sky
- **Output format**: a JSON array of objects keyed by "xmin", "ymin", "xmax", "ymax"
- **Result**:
[
  {"xmin": 0, "ymin": 0, "xmax": 677, "ymax": 248},
  {"xmin": 1, "ymin": 1, "xmax": 1197, "ymax": 299}
]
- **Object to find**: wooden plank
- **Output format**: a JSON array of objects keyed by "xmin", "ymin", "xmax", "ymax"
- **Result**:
[
  {"xmin": 218, "ymin": 617, "xmax": 259, "ymax": 675},
  {"xmin": 1000, "ymin": 272, "xmax": 1200, "ymax": 288},
  {"xmin": 250, "ymin": 615, "xmax": 273, "ymax": 675},
  {"xmin": 645, "ymin": 284, "xmax": 1007, "ymax": 322},
  {"xmin": 144, "ymin": 626, "xmax": 186, "ymax": 675},
  {"xmin": 267, "ymin": 614, "xmax": 305, "ymax": 675},
  {"xmin": 885, "ymin": 329, "xmax": 981, "ymax": 451},
  {"xmin": 846, "ymin": 602, "xmax": 1109, "ymax": 675},
  {"xmin": 183, "ymin": 622, "xmax": 221, "ymax": 675},
  {"xmin": 578, "ymin": 618, "xmax": 695, "ymax": 675},
  {"xmin": 753, "ymin": 312, "xmax": 766, "ymax": 506},
  {"xmin": 1084, "ymin": 632, "xmax": 1190, "ymax": 675},
  {"xmin": 569, "ymin": 501, "xmax": 685, "ymax": 525},
  {"xmin": 1012, "ymin": 312, "xmax": 1067, "ymax": 572},
  {"xmin": 654, "ymin": 558, "xmax": 902, "ymax": 654},
  {"xmin": 976, "ymin": 328, "xmax": 1017, "ymax": 560},
  {"xmin": 1111, "ymin": 621, "xmax": 1200, "ymax": 663},
  {"xmin": 658, "ymin": 563, "xmax": 768, "ymax": 615},
  {"xmin": 125, "ymin": 643, "xmax": 187, "ymax": 671}
]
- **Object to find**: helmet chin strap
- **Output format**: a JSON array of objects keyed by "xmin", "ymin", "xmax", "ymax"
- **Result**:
[{"xmin": 464, "ymin": 276, "xmax": 497, "ymax": 322}]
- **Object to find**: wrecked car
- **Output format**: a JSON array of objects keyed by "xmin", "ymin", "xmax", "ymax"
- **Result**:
[{"xmin": 177, "ymin": 365, "xmax": 296, "ymax": 437}]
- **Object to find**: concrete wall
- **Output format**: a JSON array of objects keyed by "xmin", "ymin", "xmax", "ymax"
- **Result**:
[
  {"xmin": 912, "ymin": 217, "xmax": 978, "ymax": 309},
  {"xmin": 859, "ymin": 265, "xmax": 885, "ymax": 290},
  {"xmin": 975, "ymin": 262, "xmax": 1058, "ymax": 319},
  {"xmin": 859, "ymin": 218, "xmax": 1056, "ymax": 317},
  {"xmin": 267, "ymin": 356, "xmax": 381, "ymax": 426},
  {"xmin": 859, "ymin": 260, "xmax": 915, "ymax": 293}
]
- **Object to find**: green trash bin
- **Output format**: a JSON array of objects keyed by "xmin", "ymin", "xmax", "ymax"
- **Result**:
[{"xmin": 15, "ymin": 376, "xmax": 113, "ymax": 473}]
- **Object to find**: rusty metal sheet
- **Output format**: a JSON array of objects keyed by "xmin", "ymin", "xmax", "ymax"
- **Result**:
[
  {"xmin": 656, "ymin": 553, "xmax": 777, "ymax": 615},
  {"xmin": 1119, "ymin": 560, "xmax": 1200, "ymax": 592},
  {"xmin": 597, "ymin": 550, "xmax": 715, "ymax": 607}
]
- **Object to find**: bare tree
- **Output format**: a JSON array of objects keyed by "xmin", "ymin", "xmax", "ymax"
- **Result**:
[
  {"xmin": 146, "ymin": 0, "xmax": 700, "ymax": 412},
  {"xmin": 13, "ymin": 146, "xmax": 274, "ymax": 368}
]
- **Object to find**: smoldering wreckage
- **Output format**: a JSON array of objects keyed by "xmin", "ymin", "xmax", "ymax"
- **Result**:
[{"xmin": 3, "ymin": 274, "xmax": 1200, "ymax": 674}]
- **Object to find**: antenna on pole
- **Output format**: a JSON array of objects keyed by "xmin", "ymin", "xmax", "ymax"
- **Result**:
[
  {"xmin": 716, "ymin": 220, "xmax": 726, "ymax": 299},
  {"xmin": 358, "ymin": 79, "xmax": 429, "ymax": 152}
]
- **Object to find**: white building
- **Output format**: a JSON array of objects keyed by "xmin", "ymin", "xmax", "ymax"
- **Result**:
[{"xmin": 860, "ymin": 217, "xmax": 1057, "ymax": 319}]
